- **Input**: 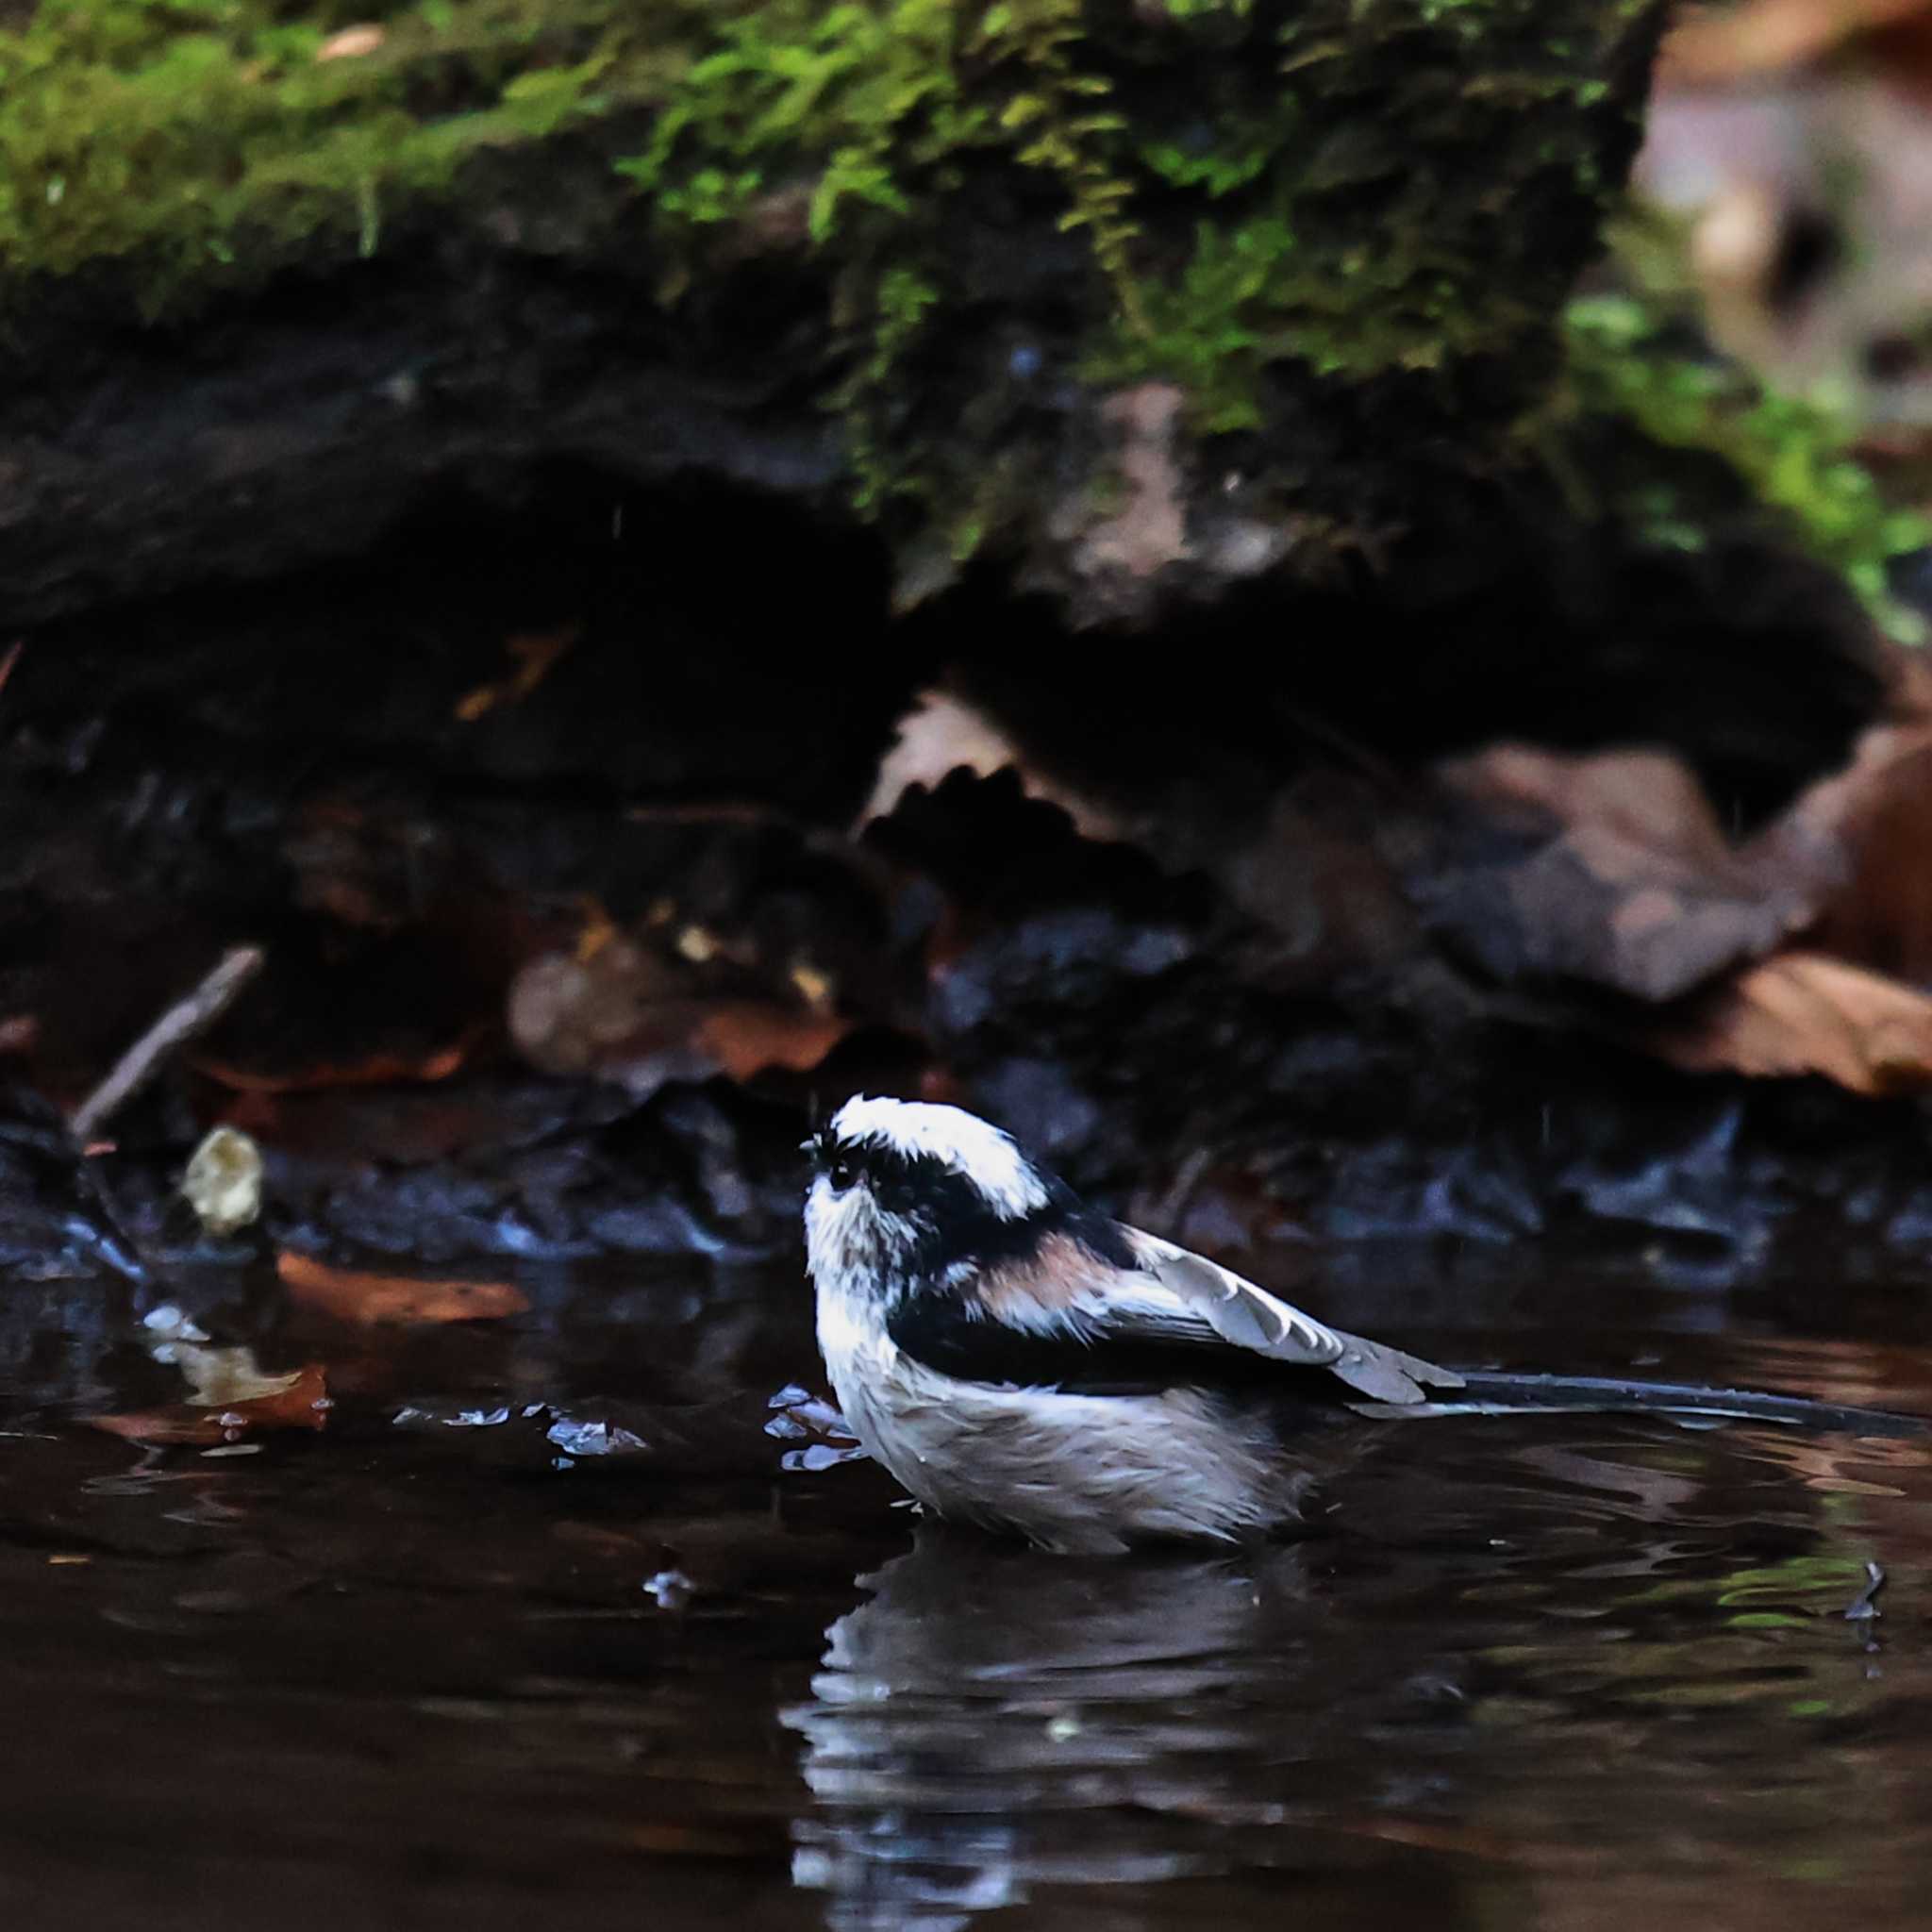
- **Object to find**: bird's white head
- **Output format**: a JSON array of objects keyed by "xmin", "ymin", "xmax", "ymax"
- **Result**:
[{"xmin": 802, "ymin": 1095, "xmax": 1054, "ymax": 1301}]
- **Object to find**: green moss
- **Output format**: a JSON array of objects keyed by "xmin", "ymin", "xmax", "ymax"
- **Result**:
[
  {"xmin": 612, "ymin": 0, "xmax": 987, "ymax": 245},
  {"xmin": 619, "ymin": 0, "xmax": 1658, "ymax": 529},
  {"xmin": 0, "ymin": 0, "xmax": 669, "ymax": 308},
  {"xmin": 1081, "ymin": 0, "xmax": 1656, "ymax": 412},
  {"xmin": 615, "ymin": 0, "xmax": 1148, "ymax": 513},
  {"xmin": 1560, "ymin": 287, "xmax": 1929, "ymax": 642},
  {"xmin": 839, "ymin": 261, "xmax": 943, "ymax": 513},
  {"xmin": 0, "ymin": 0, "xmax": 1663, "ymax": 571}
]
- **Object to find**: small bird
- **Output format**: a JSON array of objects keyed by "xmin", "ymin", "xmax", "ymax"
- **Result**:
[{"xmin": 804, "ymin": 1094, "xmax": 1926, "ymax": 1554}]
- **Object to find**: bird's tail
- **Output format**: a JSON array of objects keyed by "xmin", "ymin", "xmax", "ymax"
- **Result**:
[{"xmin": 1356, "ymin": 1371, "xmax": 1932, "ymax": 1438}]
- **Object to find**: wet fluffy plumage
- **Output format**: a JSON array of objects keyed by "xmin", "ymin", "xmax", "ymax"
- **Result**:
[{"xmin": 803, "ymin": 1095, "xmax": 1461, "ymax": 1553}]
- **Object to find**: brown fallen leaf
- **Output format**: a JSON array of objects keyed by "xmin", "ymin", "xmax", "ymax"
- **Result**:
[
  {"xmin": 276, "ymin": 1251, "xmax": 531, "ymax": 1325},
  {"xmin": 192, "ymin": 1040, "xmax": 469, "ymax": 1093},
  {"xmin": 90, "ymin": 1362, "xmax": 331, "ymax": 1447},
  {"xmin": 507, "ymin": 932, "xmax": 851, "ymax": 1094},
  {"xmin": 694, "ymin": 1001, "xmax": 851, "ymax": 1081},
  {"xmin": 1660, "ymin": 0, "xmax": 1930, "ymax": 85},
  {"xmin": 861, "ymin": 688, "xmax": 1119, "ymax": 839},
  {"xmin": 1641, "ymin": 950, "xmax": 1932, "ymax": 1096},
  {"xmin": 508, "ymin": 941, "xmax": 698, "ymax": 1077},
  {"xmin": 1429, "ymin": 743, "xmax": 1820, "ymax": 1001},
  {"xmin": 1766, "ymin": 717, "xmax": 1932, "ymax": 984}
]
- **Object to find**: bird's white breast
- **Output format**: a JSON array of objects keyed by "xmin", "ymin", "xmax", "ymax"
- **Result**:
[
  {"xmin": 811, "ymin": 1273, "xmax": 1305, "ymax": 1555},
  {"xmin": 804, "ymin": 1169, "xmax": 1314, "ymax": 1552}
]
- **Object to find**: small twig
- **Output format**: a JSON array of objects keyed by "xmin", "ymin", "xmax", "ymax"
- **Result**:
[
  {"xmin": 0, "ymin": 640, "xmax": 24, "ymax": 705},
  {"xmin": 70, "ymin": 946, "xmax": 265, "ymax": 1143}
]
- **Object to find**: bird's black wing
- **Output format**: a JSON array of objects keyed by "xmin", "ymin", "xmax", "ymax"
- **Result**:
[{"xmin": 885, "ymin": 1224, "xmax": 1463, "ymax": 1405}]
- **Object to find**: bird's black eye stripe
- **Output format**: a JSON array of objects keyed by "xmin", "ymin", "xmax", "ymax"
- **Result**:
[{"xmin": 803, "ymin": 1127, "xmax": 860, "ymax": 1191}]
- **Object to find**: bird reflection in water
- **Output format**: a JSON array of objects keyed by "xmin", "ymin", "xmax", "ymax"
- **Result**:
[
  {"xmin": 778, "ymin": 1397, "xmax": 1932, "ymax": 1932},
  {"xmin": 784, "ymin": 1526, "xmax": 1342, "ymax": 1932}
]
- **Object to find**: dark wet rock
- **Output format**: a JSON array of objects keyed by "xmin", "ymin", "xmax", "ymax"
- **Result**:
[
  {"xmin": 257, "ymin": 1077, "xmax": 805, "ymax": 1266},
  {"xmin": 971, "ymin": 1058, "xmax": 1106, "ymax": 1174},
  {"xmin": 0, "ymin": 1090, "xmax": 146, "ymax": 1284}
]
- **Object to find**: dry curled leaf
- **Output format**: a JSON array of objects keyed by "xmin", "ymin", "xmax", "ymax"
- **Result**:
[
  {"xmin": 1660, "ymin": 0, "xmax": 1929, "ymax": 85},
  {"xmin": 276, "ymin": 1251, "xmax": 531, "ymax": 1325},
  {"xmin": 862, "ymin": 688, "xmax": 1118, "ymax": 838},
  {"xmin": 507, "ymin": 932, "xmax": 850, "ymax": 1095},
  {"xmin": 1773, "ymin": 718, "xmax": 1932, "ymax": 983},
  {"xmin": 1642, "ymin": 950, "xmax": 1932, "ymax": 1095},
  {"xmin": 1429, "ymin": 743, "xmax": 1819, "ymax": 1001}
]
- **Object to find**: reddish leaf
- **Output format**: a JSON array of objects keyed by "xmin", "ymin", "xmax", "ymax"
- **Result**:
[
  {"xmin": 192, "ymin": 1040, "xmax": 469, "ymax": 1094},
  {"xmin": 1641, "ymin": 950, "xmax": 1932, "ymax": 1096},
  {"xmin": 90, "ymin": 1362, "xmax": 331, "ymax": 1447},
  {"xmin": 277, "ymin": 1251, "xmax": 531, "ymax": 1325},
  {"xmin": 694, "ymin": 1001, "xmax": 852, "ymax": 1081}
]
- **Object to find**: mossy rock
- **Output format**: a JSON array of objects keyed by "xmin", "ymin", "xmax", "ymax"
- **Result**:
[{"xmin": 0, "ymin": 0, "xmax": 1902, "ymax": 658}]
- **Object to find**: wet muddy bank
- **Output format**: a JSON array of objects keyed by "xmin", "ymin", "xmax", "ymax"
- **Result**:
[{"xmin": 2, "ymin": 473, "xmax": 1929, "ymax": 1286}]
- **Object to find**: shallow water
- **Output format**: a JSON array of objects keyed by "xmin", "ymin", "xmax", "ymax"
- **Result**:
[{"xmin": 2, "ymin": 1247, "xmax": 1931, "ymax": 1931}]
